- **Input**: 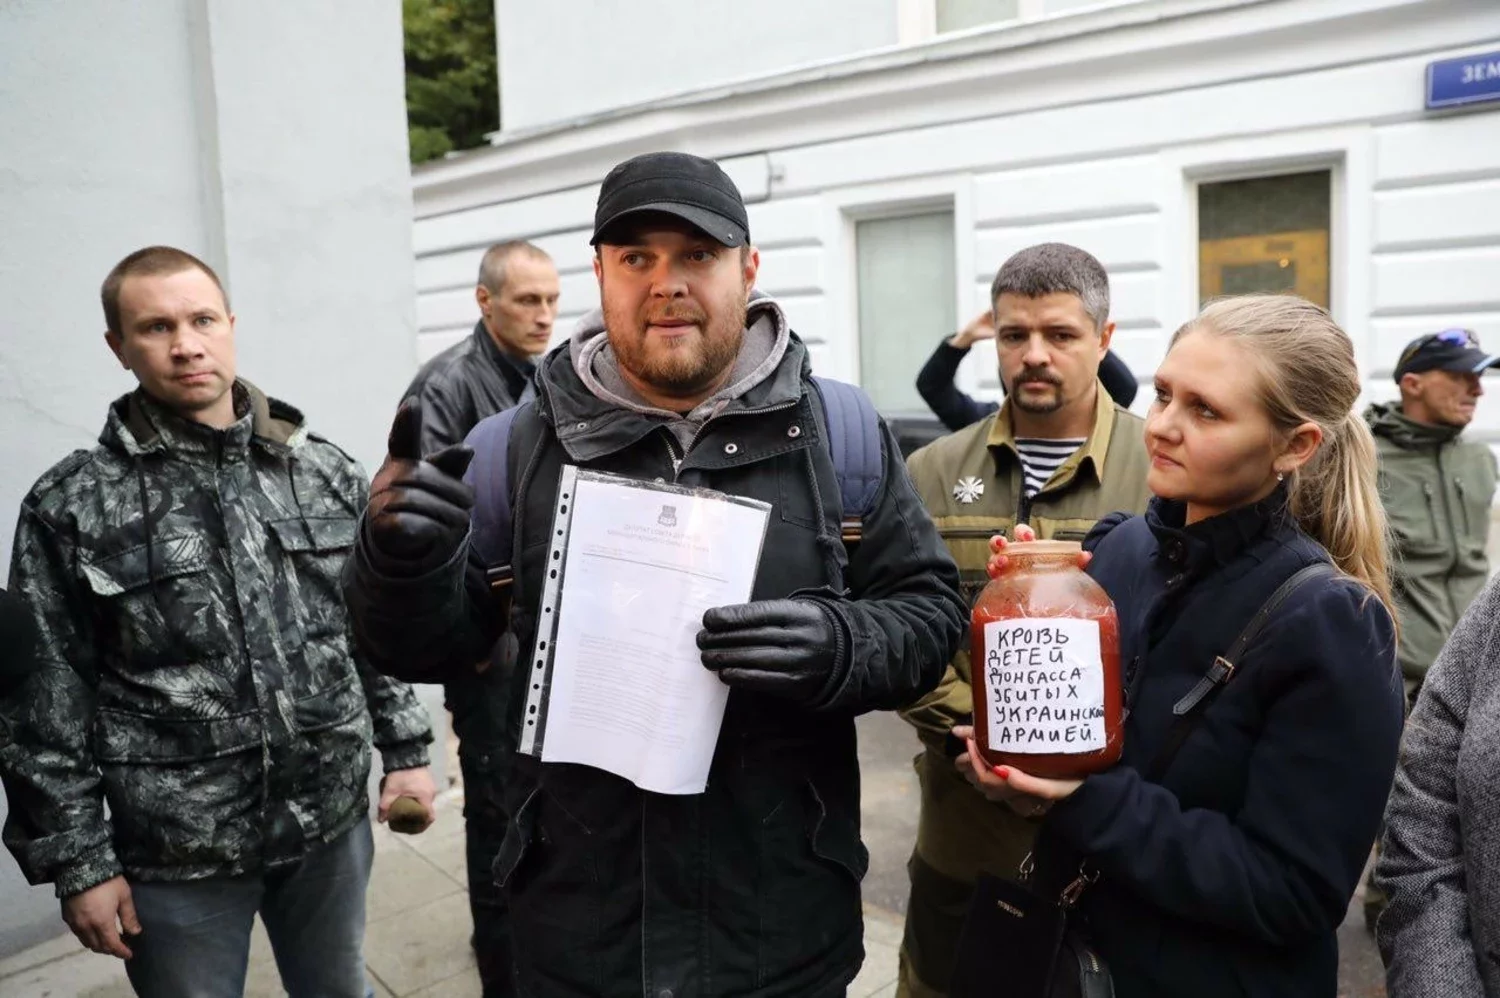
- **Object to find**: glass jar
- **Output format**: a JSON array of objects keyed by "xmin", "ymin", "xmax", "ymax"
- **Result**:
[{"xmin": 970, "ymin": 540, "xmax": 1123, "ymax": 779}]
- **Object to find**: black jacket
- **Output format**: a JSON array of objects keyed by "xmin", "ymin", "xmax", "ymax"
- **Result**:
[
  {"xmin": 345, "ymin": 333, "xmax": 966, "ymax": 997},
  {"xmin": 1038, "ymin": 495, "xmax": 1403, "ymax": 998},
  {"xmin": 404, "ymin": 320, "xmax": 534, "ymax": 455},
  {"xmin": 402, "ymin": 320, "xmax": 535, "ymax": 743},
  {"xmin": 915, "ymin": 337, "xmax": 1138, "ymax": 432}
]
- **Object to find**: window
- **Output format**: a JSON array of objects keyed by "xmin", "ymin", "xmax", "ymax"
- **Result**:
[
  {"xmin": 921, "ymin": 0, "xmax": 1134, "ymax": 37},
  {"xmin": 1198, "ymin": 171, "xmax": 1331, "ymax": 308},
  {"xmin": 936, "ymin": 0, "xmax": 1020, "ymax": 32},
  {"xmin": 856, "ymin": 210, "xmax": 957, "ymax": 413}
]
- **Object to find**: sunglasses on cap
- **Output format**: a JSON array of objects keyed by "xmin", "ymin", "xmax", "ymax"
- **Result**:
[{"xmin": 1397, "ymin": 327, "xmax": 1481, "ymax": 368}]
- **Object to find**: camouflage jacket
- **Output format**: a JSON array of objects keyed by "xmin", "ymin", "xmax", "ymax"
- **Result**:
[{"xmin": 0, "ymin": 383, "xmax": 431, "ymax": 897}]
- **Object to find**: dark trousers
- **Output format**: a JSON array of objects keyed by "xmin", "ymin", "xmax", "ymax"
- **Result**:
[
  {"xmin": 126, "ymin": 818, "xmax": 374, "ymax": 998},
  {"xmin": 451, "ymin": 670, "xmax": 518, "ymax": 998}
]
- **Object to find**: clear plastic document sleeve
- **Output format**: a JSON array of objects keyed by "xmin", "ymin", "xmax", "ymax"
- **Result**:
[{"xmin": 516, "ymin": 466, "xmax": 771, "ymax": 795}]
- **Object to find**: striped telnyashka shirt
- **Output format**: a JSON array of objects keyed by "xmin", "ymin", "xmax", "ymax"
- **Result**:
[{"xmin": 1014, "ymin": 437, "xmax": 1086, "ymax": 498}]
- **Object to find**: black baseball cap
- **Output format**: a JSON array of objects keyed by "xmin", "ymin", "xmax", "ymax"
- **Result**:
[
  {"xmin": 590, "ymin": 152, "xmax": 750, "ymax": 248},
  {"xmin": 1393, "ymin": 328, "xmax": 1500, "ymax": 382}
]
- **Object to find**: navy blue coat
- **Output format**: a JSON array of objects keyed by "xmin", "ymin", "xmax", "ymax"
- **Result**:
[{"xmin": 1038, "ymin": 494, "xmax": 1404, "ymax": 998}]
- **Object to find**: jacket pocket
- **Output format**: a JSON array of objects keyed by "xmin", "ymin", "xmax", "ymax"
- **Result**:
[
  {"xmin": 95, "ymin": 707, "xmax": 260, "ymax": 763},
  {"xmin": 93, "ymin": 708, "xmax": 262, "ymax": 871},
  {"xmin": 267, "ymin": 516, "xmax": 357, "ymax": 640},
  {"xmin": 1380, "ymin": 470, "xmax": 1442, "ymax": 556},
  {"xmin": 1455, "ymin": 476, "xmax": 1492, "ymax": 558},
  {"xmin": 288, "ymin": 679, "xmax": 372, "ymax": 837},
  {"xmin": 291, "ymin": 678, "xmax": 365, "ymax": 734},
  {"xmin": 501, "ymin": 775, "xmax": 607, "ymax": 994},
  {"xmin": 939, "ymin": 524, "xmax": 1010, "ymax": 607},
  {"xmin": 80, "ymin": 534, "xmax": 219, "ymax": 666},
  {"xmin": 492, "ymin": 786, "xmax": 540, "ymax": 891},
  {"xmin": 808, "ymin": 777, "xmax": 870, "ymax": 882},
  {"xmin": 756, "ymin": 775, "xmax": 867, "ymax": 986}
]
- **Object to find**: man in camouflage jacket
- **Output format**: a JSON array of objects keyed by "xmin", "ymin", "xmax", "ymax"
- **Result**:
[{"xmin": 0, "ymin": 246, "xmax": 434, "ymax": 998}]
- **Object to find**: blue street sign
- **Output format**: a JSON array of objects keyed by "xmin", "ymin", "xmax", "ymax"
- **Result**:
[{"xmin": 1427, "ymin": 50, "xmax": 1500, "ymax": 111}]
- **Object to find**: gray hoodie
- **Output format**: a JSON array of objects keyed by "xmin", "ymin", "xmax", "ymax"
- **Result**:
[{"xmin": 570, "ymin": 293, "xmax": 791, "ymax": 456}]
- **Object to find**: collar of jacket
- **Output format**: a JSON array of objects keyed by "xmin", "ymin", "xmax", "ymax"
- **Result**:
[
  {"xmin": 105, "ymin": 379, "xmax": 307, "ymax": 461},
  {"xmin": 532, "ymin": 326, "xmax": 813, "ymax": 464},
  {"xmin": 1363, "ymin": 400, "xmax": 1462, "ymax": 450},
  {"xmin": 985, "ymin": 382, "xmax": 1118, "ymax": 491},
  {"xmin": 1144, "ymin": 484, "xmax": 1294, "ymax": 572},
  {"xmin": 470, "ymin": 319, "xmax": 535, "ymax": 401}
]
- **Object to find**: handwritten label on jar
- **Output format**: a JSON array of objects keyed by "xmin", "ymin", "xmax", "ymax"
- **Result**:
[{"xmin": 982, "ymin": 617, "xmax": 1105, "ymax": 753}]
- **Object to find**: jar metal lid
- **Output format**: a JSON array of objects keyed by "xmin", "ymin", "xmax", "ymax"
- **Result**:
[{"xmin": 1004, "ymin": 539, "xmax": 1084, "ymax": 556}]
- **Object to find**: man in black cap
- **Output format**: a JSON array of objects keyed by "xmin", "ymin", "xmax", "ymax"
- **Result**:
[
  {"xmin": 341, "ymin": 151, "xmax": 965, "ymax": 996},
  {"xmin": 1361, "ymin": 326, "xmax": 1499, "ymax": 928}
]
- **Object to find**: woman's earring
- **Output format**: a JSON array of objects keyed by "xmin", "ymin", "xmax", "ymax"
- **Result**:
[{"xmin": 1276, "ymin": 471, "xmax": 1286, "ymax": 482}]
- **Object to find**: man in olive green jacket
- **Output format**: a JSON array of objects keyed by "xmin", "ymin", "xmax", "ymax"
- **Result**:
[
  {"xmin": 898, "ymin": 244, "xmax": 1152, "ymax": 998},
  {"xmin": 1369, "ymin": 329, "xmax": 1499, "ymax": 691},
  {"xmin": 1363, "ymin": 327, "xmax": 1499, "ymax": 931}
]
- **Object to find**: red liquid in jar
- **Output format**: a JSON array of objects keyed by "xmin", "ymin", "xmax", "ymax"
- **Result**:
[{"xmin": 970, "ymin": 541, "xmax": 1123, "ymax": 780}]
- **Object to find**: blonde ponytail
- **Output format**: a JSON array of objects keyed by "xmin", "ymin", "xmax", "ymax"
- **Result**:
[
  {"xmin": 1174, "ymin": 296, "xmax": 1395, "ymax": 622},
  {"xmin": 1287, "ymin": 411, "xmax": 1395, "ymax": 618}
]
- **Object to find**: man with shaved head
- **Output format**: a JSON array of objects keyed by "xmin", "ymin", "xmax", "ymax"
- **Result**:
[
  {"xmin": 399, "ymin": 238, "xmax": 560, "ymax": 997},
  {"xmin": 406, "ymin": 241, "xmax": 560, "ymax": 455},
  {"xmin": 2, "ymin": 245, "xmax": 435, "ymax": 997}
]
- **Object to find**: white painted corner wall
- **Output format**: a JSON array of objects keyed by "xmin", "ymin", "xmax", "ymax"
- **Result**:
[{"xmin": 0, "ymin": 0, "xmax": 441, "ymax": 958}]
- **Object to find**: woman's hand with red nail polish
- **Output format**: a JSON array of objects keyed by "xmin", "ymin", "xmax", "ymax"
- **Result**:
[{"xmin": 951, "ymin": 724, "xmax": 1085, "ymax": 814}]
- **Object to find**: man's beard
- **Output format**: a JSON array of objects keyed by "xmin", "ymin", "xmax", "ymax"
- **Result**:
[
  {"xmin": 1007, "ymin": 367, "xmax": 1065, "ymax": 414},
  {"xmin": 607, "ymin": 293, "xmax": 747, "ymax": 397}
]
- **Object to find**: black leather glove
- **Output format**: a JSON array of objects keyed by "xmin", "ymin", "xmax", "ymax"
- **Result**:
[
  {"xmin": 697, "ymin": 599, "xmax": 844, "ymax": 705},
  {"xmin": 365, "ymin": 398, "xmax": 475, "ymax": 577}
]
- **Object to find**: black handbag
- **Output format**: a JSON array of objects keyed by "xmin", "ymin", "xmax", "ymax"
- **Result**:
[
  {"xmin": 949, "ymin": 860, "xmax": 1111, "ymax": 998},
  {"xmin": 948, "ymin": 562, "xmax": 1334, "ymax": 998}
]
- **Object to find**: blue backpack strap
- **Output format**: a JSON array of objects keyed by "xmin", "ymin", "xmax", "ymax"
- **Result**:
[
  {"xmin": 463, "ymin": 404, "xmax": 526, "ymax": 588},
  {"xmin": 810, "ymin": 375, "xmax": 885, "ymax": 543}
]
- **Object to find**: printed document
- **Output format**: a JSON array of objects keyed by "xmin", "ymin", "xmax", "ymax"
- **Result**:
[{"xmin": 526, "ymin": 468, "xmax": 770, "ymax": 794}]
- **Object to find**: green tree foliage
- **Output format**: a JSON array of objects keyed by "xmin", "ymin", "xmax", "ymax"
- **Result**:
[{"xmin": 403, "ymin": 0, "xmax": 500, "ymax": 165}]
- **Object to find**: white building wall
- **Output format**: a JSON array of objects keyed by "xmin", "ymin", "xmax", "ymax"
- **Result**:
[
  {"xmin": 0, "ymin": 0, "xmax": 439, "ymax": 957},
  {"xmin": 496, "ymin": 0, "xmax": 903, "ymax": 130},
  {"xmin": 416, "ymin": 0, "xmax": 1500, "ymax": 444}
]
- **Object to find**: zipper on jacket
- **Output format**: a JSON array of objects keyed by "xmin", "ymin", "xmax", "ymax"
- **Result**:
[
  {"xmin": 1456, "ymin": 477, "xmax": 1472, "ymax": 537},
  {"xmin": 1421, "ymin": 482, "xmax": 1439, "ymax": 536},
  {"xmin": 1431, "ymin": 450, "xmax": 1462, "ymax": 622},
  {"xmin": 663, "ymin": 433, "xmax": 683, "ymax": 477}
]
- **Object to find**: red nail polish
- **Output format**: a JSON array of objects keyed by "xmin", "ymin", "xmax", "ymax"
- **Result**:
[{"xmin": 994, "ymin": 766, "xmax": 1010, "ymax": 779}]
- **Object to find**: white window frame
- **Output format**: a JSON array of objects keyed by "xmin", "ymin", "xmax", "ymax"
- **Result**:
[
  {"xmin": 900, "ymin": 0, "xmax": 1145, "ymax": 44},
  {"xmin": 1159, "ymin": 126, "xmax": 1375, "ymax": 371},
  {"xmin": 820, "ymin": 174, "xmax": 976, "ymax": 393}
]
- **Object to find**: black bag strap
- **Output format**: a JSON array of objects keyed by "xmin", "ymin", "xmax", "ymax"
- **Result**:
[{"xmin": 1143, "ymin": 561, "xmax": 1335, "ymax": 783}]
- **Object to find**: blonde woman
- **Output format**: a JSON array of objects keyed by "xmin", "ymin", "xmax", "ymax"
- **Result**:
[{"xmin": 956, "ymin": 295, "xmax": 1405, "ymax": 997}]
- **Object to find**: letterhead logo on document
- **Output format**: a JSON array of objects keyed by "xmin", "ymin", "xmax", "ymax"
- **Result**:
[{"xmin": 658, "ymin": 505, "xmax": 679, "ymax": 528}]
